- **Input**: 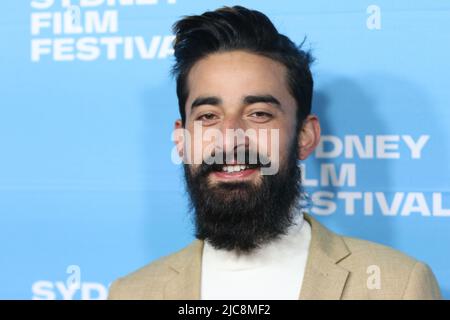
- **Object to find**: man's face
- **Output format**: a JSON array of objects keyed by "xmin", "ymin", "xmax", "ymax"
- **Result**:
[
  {"xmin": 183, "ymin": 50, "xmax": 299, "ymax": 182},
  {"xmin": 175, "ymin": 50, "xmax": 314, "ymax": 252}
]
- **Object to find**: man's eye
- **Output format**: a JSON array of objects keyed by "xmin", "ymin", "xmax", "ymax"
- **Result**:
[
  {"xmin": 197, "ymin": 113, "xmax": 218, "ymax": 121},
  {"xmin": 250, "ymin": 111, "xmax": 273, "ymax": 119}
]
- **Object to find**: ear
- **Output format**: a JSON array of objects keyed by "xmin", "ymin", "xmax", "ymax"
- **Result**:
[
  {"xmin": 173, "ymin": 119, "xmax": 184, "ymax": 159},
  {"xmin": 298, "ymin": 114, "xmax": 321, "ymax": 160}
]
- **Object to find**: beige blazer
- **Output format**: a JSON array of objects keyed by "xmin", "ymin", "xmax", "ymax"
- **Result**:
[{"xmin": 108, "ymin": 214, "xmax": 441, "ymax": 300}]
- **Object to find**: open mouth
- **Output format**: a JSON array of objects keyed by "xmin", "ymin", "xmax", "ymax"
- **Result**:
[{"xmin": 209, "ymin": 163, "xmax": 261, "ymax": 180}]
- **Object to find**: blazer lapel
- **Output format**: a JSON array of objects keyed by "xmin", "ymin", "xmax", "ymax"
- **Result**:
[
  {"xmin": 163, "ymin": 240, "xmax": 204, "ymax": 299},
  {"xmin": 299, "ymin": 214, "xmax": 351, "ymax": 300}
]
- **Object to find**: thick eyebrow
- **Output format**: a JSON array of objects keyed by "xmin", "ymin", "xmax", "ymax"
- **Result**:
[
  {"xmin": 191, "ymin": 96, "xmax": 222, "ymax": 109},
  {"xmin": 190, "ymin": 94, "xmax": 282, "ymax": 110},
  {"xmin": 243, "ymin": 95, "xmax": 281, "ymax": 109}
]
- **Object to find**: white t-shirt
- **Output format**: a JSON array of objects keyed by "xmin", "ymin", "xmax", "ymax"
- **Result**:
[{"xmin": 201, "ymin": 212, "xmax": 311, "ymax": 300}]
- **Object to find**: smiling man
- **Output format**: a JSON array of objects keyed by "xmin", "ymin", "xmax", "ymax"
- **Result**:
[{"xmin": 108, "ymin": 6, "xmax": 441, "ymax": 300}]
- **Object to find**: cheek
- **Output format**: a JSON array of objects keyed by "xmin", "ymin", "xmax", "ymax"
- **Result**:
[
  {"xmin": 184, "ymin": 126, "xmax": 220, "ymax": 164},
  {"xmin": 254, "ymin": 128, "xmax": 291, "ymax": 161}
]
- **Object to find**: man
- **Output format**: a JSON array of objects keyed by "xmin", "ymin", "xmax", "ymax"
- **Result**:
[{"xmin": 108, "ymin": 6, "xmax": 441, "ymax": 299}]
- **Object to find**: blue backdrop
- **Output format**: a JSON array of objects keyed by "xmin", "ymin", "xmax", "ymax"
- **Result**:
[{"xmin": 0, "ymin": 0, "xmax": 449, "ymax": 299}]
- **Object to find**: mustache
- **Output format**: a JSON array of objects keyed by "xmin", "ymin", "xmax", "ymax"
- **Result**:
[{"xmin": 195, "ymin": 149, "xmax": 272, "ymax": 177}]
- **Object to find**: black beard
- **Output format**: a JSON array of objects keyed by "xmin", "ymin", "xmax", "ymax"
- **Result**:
[{"xmin": 183, "ymin": 140, "xmax": 303, "ymax": 253}]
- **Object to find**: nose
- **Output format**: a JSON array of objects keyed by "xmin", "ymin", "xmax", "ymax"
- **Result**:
[{"xmin": 218, "ymin": 116, "xmax": 249, "ymax": 158}]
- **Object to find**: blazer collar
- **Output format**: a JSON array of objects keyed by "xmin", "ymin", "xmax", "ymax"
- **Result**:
[
  {"xmin": 164, "ymin": 213, "xmax": 351, "ymax": 300},
  {"xmin": 163, "ymin": 240, "xmax": 203, "ymax": 299},
  {"xmin": 299, "ymin": 214, "xmax": 351, "ymax": 299}
]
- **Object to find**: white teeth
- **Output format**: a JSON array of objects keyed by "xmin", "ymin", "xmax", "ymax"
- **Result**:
[{"xmin": 222, "ymin": 165, "xmax": 249, "ymax": 173}]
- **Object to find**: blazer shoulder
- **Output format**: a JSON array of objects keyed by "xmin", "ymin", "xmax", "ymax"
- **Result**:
[
  {"xmin": 338, "ymin": 235, "xmax": 441, "ymax": 299},
  {"xmin": 108, "ymin": 240, "xmax": 202, "ymax": 299},
  {"xmin": 342, "ymin": 235, "xmax": 418, "ymax": 266}
]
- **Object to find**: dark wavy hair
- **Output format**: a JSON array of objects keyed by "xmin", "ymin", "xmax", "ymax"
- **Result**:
[{"xmin": 171, "ymin": 5, "xmax": 314, "ymax": 127}]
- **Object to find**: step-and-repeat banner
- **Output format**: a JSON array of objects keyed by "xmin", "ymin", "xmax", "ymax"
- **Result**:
[{"xmin": 0, "ymin": 0, "xmax": 449, "ymax": 299}]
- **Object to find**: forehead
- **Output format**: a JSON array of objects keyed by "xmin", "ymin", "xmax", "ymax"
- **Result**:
[{"xmin": 185, "ymin": 50, "xmax": 294, "ymax": 110}]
